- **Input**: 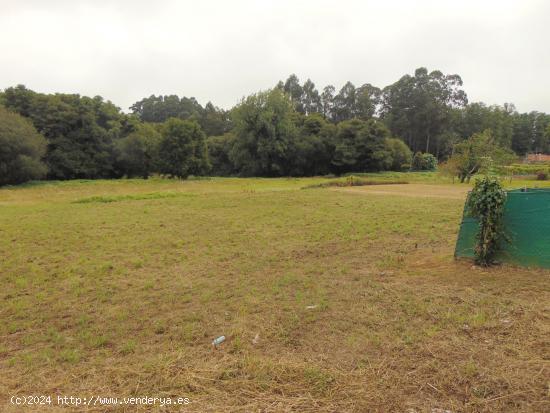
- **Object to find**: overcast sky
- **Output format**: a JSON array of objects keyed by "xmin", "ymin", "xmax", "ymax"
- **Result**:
[{"xmin": 1, "ymin": 0, "xmax": 549, "ymax": 113}]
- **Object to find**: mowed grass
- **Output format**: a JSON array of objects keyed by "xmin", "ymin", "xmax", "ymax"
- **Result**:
[{"xmin": 0, "ymin": 175, "xmax": 548, "ymax": 412}]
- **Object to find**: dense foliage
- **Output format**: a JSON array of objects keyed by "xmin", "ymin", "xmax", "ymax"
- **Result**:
[
  {"xmin": 2, "ymin": 85, "xmax": 126, "ymax": 180},
  {"xmin": 466, "ymin": 177, "xmax": 508, "ymax": 266},
  {"xmin": 1, "ymin": 66, "xmax": 550, "ymax": 185},
  {"xmin": 158, "ymin": 119, "xmax": 210, "ymax": 179},
  {"xmin": 0, "ymin": 106, "xmax": 47, "ymax": 185},
  {"xmin": 229, "ymin": 89, "xmax": 298, "ymax": 176},
  {"xmin": 115, "ymin": 122, "xmax": 161, "ymax": 179},
  {"xmin": 331, "ymin": 118, "xmax": 392, "ymax": 173}
]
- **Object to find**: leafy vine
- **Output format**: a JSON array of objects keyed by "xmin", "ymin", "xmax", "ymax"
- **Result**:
[{"xmin": 466, "ymin": 176, "xmax": 507, "ymax": 266}]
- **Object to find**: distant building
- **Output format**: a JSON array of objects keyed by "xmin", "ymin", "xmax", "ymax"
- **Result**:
[{"xmin": 525, "ymin": 153, "xmax": 550, "ymax": 163}]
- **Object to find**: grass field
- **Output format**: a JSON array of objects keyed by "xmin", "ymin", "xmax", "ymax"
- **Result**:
[{"xmin": 0, "ymin": 174, "xmax": 549, "ymax": 412}]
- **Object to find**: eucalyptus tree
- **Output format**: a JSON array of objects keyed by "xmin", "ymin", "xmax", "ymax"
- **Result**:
[
  {"xmin": 320, "ymin": 85, "xmax": 335, "ymax": 120},
  {"xmin": 333, "ymin": 81, "xmax": 357, "ymax": 122},
  {"xmin": 381, "ymin": 67, "xmax": 468, "ymax": 154},
  {"xmin": 301, "ymin": 79, "xmax": 322, "ymax": 115},
  {"xmin": 283, "ymin": 74, "xmax": 304, "ymax": 113}
]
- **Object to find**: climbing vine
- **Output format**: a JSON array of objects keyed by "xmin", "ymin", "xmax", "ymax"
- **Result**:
[{"xmin": 466, "ymin": 176, "xmax": 507, "ymax": 266}]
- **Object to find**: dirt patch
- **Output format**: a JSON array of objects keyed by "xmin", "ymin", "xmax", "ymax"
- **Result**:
[{"xmin": 336, "ymin": 184, "xmax": 470, "ymax": 200}]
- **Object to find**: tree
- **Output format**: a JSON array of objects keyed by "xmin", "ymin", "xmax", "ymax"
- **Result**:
[
  {"xmin": 333, "ymin": 81, "xmax": 357, "ymax": 122},
  {"xmin": 207, "ymin": 133, "xmax": 236, "ymax": 176},
  {"xmin": 384, "ymin": 138, "xmax": 412, "ymax": 171},
  {"xmin": 158, "ymin": 118, "xmax": 210, "ymax": 178},
  {"xmin": 381, "ymin": 68, "xmax": 468, "ymax": 154},
  {"xmin": 289, "ymin": 113, "xmax": 335, "ymax": 176},
  {"xmin": 356, "ymin": 83, "xmax": 381, "ymax": 120},
  {"xmin": 130, "ymin": 94, "xmax": 203, "ymax": 123},
  {"xmin": 511, "ymin": 112, "xmax": 533, "ymax": 155},
  {"xmin": 2, "ymin": 85, "xmax": 125, "ymax": 179},
  {"xmin": 230, "ymin": 89, "xmax": 297, "ymax": 176},
  {"xmin": 199, "ymin": 102, "xmax": 232, "ymax": 136},
  {"xmin": 331, "ymin": 119, "xmax": 392, "ymax": 173},
  {"xmin": 329, "ymin": 81, "xmax": 381, "ymax": 122},
  {"xmin": 455, "ymin": 102, "xmax": 515, "ymax": 149},
  {"xmin": 3, "ymin": 70, "xmax": 548, "ymax": 182},
  {"xmin": 0, "ymin": 106, "xmax": 47, "ymax": 185},
  {"xmin": 531, "ymin": 112, "xmax": 550, "ymax": 153},
  {"xmin": 301, "ymin": 79, "xmax": 322, "ymax": 115},
  {"xmin": 450, "ymin": 130, "xmax": 515, "ymax": 182},
  {"xmin": 115, "ymin": 122, "xmax": 161, "ymax": 178},
  {"xmin": 320, "ymin": 85, "xmax": 335, "ymax": 120},
  {"xmin": 283, "ymin": 74, "xmax": 304, "ymax": 113},
  {"xmin": 438, "ymin": 157, "xmax": 462, "ymax": 183}
]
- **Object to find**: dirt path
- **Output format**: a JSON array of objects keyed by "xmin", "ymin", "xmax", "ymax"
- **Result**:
[{"xmin": 336, "ymin": 184, "xmax": 470, "ymax": 200}]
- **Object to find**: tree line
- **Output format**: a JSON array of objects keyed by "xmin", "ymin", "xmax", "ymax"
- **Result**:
[{"xmin": 1, "ymin": 67, "xmax": 550, "ymax": 185}]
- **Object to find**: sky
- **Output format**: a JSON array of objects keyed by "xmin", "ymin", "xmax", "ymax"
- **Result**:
[{"xmin": 1, "ymin": 0, "xmax": 549, "ymax": 113}]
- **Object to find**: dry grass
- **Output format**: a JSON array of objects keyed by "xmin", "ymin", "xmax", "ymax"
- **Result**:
[
  {"xmin": 0, "ymin": 176, "xmax": 548, "ymax": 412},
  {"xmin": 301, "ymin": 176, "xmax": 408, "ymax": 189},
  {"xmin": 338, "ymin": 183, "xmax": 471, "ymax": 199}
]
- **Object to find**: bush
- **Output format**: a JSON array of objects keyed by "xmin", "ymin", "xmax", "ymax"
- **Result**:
[
  {"xmin": 536, "ymin": 171, "xmax": 548, "ymax": 180},
  {"xmin": 0, "ymin": 106, "xmax": 47, "ymax": 186},
  {"xmin": 411, "ymin": 152, "xmax": 437, "ymax": 171}
]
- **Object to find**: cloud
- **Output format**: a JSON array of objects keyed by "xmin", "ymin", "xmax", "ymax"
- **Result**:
[{"xmin": 1, "ymin": 0, "xmax": 548, "ymax": 112}]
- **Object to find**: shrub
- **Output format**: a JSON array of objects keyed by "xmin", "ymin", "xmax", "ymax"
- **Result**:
[
  {"xmin": 536, "ymin": 171, "xmax": 548, "ymax": 180},
  {"xmin": 411, "ymin": 152, "xmax": 437, "ymax": 171},
  {"xmin": 423, "ymin": 153, "xmax": 438, "ymax": 170}
]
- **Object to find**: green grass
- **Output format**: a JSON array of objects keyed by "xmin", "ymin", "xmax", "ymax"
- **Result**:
[
  {"xmin": 73, "ymin": 191, "xmax": 193, "ymax": 203},
  {"xmin": 0, "ymin": 174, "xmax": 548, "ymax": 412}
]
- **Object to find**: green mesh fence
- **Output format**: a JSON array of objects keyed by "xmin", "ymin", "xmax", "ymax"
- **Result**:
[{"xmin": 455, "ymin": 188, "xmax": 550, "ymax": 268}]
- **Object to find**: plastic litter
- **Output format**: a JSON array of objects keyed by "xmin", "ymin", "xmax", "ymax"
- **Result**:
[{"xmin": 212, "ymin": 336, "xmax": 225, "ymax": 347}]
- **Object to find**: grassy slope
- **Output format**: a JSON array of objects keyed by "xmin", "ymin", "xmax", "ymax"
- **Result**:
[{"xmin": 0, "ymin": 175, "xmax": 548, "ymax": 412}]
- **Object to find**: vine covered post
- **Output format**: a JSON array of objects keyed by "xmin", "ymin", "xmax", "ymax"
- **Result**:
[{"xmin": 466, "ymin": 176, "xmax": 507, "ymax": 266}]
